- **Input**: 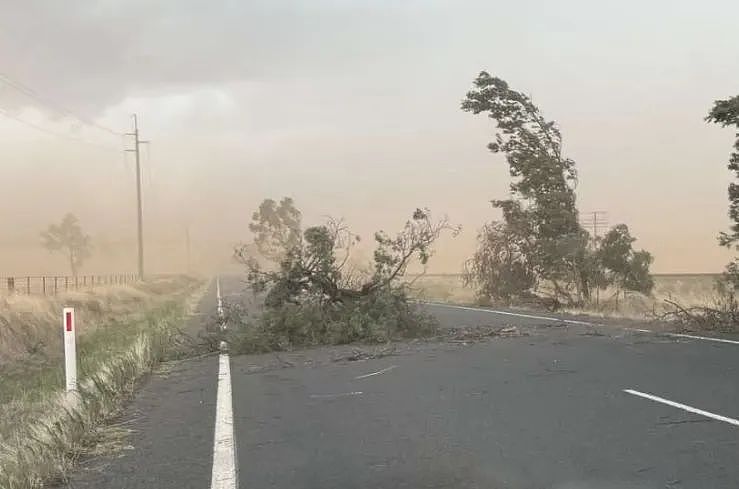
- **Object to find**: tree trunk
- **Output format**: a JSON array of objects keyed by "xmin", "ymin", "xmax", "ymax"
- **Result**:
[{"xmin": 69, "ymin": 250, "xmax": 77, "ymax": 278}]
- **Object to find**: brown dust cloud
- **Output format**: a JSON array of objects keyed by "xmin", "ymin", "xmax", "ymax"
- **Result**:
[{"xmin": 1, "ymin": 1, "xmax": 738, "ymax": 277}]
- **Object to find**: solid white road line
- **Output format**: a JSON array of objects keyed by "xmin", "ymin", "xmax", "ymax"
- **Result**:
[
  {"xmin": 354, "ymin": 365, "xmax": 398, "ymax": 380},
  {"xmin": 426, "ymin": 302, "xmax": 597, "ymax": 326},
  {"xmin": 429, "ymin": 303, "xmax": 739, "ymax": 346},
  {"xmin": 627, "ymin": 328, "xmax": 739, "ymax": 345},
  {"xmin": 211, "ymin": 353, "xmax": 238, "ymax": 489},
  {"xmin": 624, "ymin": 389, "xmax": 739, "ymax": 427},
  {"xmin": 668, "ymin": 332, "xmax": 739, "ymax": 345}
]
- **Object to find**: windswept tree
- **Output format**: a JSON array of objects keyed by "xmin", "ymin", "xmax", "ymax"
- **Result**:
[
  {"xmin": 706, "ymin": 94, "xmax": 739, "ymax": 286},
  {"xmin": 41, "ymin": 213, "xmax": 93, "ymax": 277},
  {"xmin": 462, "ymin": 72, "xmax": 652, "ymax": 305}
]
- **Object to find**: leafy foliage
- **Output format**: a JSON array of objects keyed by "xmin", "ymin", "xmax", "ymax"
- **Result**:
[
  {"xmin": 597, "ymin": 225, "xmax": 654, "ymax": 295},
  {"xmin": 463, "ymin": 222, "xmax": 535, "ymax": 302},
  {"xmin": 246, "ymin": 197, "xmax": 302, "ymax": 261},
  {"xmin": 462, "ymin": 72, "xmax": 653, "ymax": 305},
  {"xmin": 225, "ymin": 288, "xmax": 438, "ymax": 354},
  {"xmin": 706, "ymin": 94, "xmax": 739, "ymax": 287},
  {"xmin": 40, "ymin": 213, "xmax": 93, "ymax": 277}
]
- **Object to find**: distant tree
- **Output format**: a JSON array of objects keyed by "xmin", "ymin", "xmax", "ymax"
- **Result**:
[
  {"xmin": 706, "ymin": 94, "xmax": 739, "ymax": 286},
  {"xmin": 597, "ymin": 224, "xmax": 654, "ymax": 295},
  {"xmin": 41, "ymin": 213, "xmax": 93, "ymax": 277},
  {"xmin": 246, "ymin": 197, "xmax": 302, "ymax": 262}
]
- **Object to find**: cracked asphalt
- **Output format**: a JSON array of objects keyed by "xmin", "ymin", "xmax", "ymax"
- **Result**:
[{"xmin": 63, "ymin": 276, "xmax": 739, "ymax": 489}]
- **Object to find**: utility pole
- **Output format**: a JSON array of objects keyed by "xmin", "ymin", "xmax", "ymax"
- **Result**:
[
  {"xmin": 581, "ymin": 211, "xmax": 609, "ymax": 241},
  {"xmin": 125, "ymin": 114, "xmax": 149, "ymax": 280},
  {"xmin": 185, "ymin": 225, "xmax": 191, "ymax": 274},
  {"xmin": 581, "ymin": 210, "xmax": 609, "ymax": 308}
]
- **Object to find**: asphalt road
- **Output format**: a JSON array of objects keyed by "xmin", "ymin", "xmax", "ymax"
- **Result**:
[{"xmin": 65, "ymin": 276, "xmax": 739, "ymax": 489}]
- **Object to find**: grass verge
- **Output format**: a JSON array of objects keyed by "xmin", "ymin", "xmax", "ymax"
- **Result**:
[{"xmin": 0, "ymin": 275, "xmax": 205, "ymax": 489}]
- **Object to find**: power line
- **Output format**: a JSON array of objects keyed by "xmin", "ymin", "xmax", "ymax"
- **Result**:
[
  {"xmin": 0, "ymin": 72, "xmax": 123, "ymax": 137},
  {"xmin": 0, "ymin": 106, "xmax": 120, "ymax": 152}
]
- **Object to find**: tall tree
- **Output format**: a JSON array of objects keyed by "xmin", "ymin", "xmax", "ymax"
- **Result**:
[
  {"xmin": 706, "ymin": 94, "xmax": 739, "ymax": 284},
  {"xmin": 463, "ymin": 72, "xmax": 653, "ymax": 305},
  {"xmin": 41, "ymin": 213, "xmax": 93, "ymax": 277},
  {"xmin": 462, "ymin": 72, "xmax": 588, "ymax": 301}
]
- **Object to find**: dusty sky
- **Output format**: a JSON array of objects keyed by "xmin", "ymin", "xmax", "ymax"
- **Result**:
[{"xmin": 1, "ymin": 0, "xmax": 738, "ymax": 275}]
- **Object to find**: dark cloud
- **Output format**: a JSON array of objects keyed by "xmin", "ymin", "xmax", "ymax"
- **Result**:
[{"xmin": 0, "ymin": 0, "xmax": 426, "ymax": 115}]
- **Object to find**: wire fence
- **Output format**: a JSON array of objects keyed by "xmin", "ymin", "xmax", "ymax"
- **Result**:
[{"xmin": 0, "ymin": 274, "xmax": 139, "ymax": 296}]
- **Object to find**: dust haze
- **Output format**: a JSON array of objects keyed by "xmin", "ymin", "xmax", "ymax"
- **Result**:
[{"xmin": 2, "ymin": 0, "xmax": 738, "ymax": 276}]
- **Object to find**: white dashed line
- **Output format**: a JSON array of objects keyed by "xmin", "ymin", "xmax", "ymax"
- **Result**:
[
  {"xmin": 624, "ymin": 389, "xmax": 739, "ymax": 427},
  {"xmin": 355, "ymin": 365, "xmax": 398, "ymax": 380},
  {"xmin": 216, "ymin": 277, "xmax": 224, "ymax": 322},
  {"xmin": 309, "ymin": 391, "xmax": 363, "ymax": 399}
]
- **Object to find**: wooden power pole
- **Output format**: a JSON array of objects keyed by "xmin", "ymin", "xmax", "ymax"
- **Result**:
[{"xmin": 125, "ymin": 114, "xmax": 149, "ymax": 280}]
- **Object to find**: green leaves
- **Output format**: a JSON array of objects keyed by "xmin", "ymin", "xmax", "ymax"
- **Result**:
[
  {"xmin": 596, "ymin": 224, "xmax": 654, "ymax": 294},
  {"xmin": 463, "ymin": 72, "xmax": 653, "ymax": 304},
  {"xmin": 707, "ymin": 95, "xmax": 739, "ymax": 252},
  {"xmin": 706, "ymin": 94, "xmax": 739, "ymax": 286}
]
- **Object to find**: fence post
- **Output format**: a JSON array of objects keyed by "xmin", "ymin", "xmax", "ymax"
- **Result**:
[
  {"xmin": 75, "ymin": 276, "xmax": 79, "ymax": 290},
  {"xmin": 26, "ymin": 277, "xmax": 30, "ymax": 295},
  {"xmin": 54, "ymin": 277, "xmax": 58, "ymax": 295},
  {"xmin": 65, "ymin": 276, "xmax": 69, "ymax": 292},
  {"xmin": 7, "ymin": 277, "xmax": 14, "ymax": 293},
  {"xmin": 42, "ymin": 276, "xmax": 46, "ymax": 295}
]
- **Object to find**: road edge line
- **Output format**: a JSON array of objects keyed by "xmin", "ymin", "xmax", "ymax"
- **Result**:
[
  {"xmin": 423, "ymin": 301, "xmax": 598, "ymax": 326},
  {"xmin": 211, "ymin": 276, "xmax": 238, "ymax": 489},
  {"xmin": 624, "ymin": 388, "xmax": 739, "ymax": 427},
  {"xmin": 425, "ymin": 302, "xmax": 739, "ymax": 346}
]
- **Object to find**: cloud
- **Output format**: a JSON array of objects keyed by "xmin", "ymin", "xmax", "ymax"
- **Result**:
[{"xmin": 0, "ymin": 0, "xmax": 428, "ymax": 115}]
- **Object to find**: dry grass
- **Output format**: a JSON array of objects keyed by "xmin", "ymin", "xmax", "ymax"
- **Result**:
[
  {"xmin": 406, "ymin": 273, "xmax": 722, "ymax": 320},
  {"xmin": 0, "ymin": 275, "xmax": 206, "ymax": 489}
]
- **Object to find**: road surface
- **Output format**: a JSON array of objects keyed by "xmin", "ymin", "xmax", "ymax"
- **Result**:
[{"xmin": 64, "ymin": 275, "xmax": 739, "ymax": 489}]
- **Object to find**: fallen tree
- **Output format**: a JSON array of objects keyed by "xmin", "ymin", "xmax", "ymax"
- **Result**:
[{"xmin": 231, "ymin": 198, "xmax": 459, "ymax": 351}]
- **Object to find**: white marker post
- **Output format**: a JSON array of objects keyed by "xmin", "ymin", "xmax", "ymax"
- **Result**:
[{"xmin": 63, "ymin": 307, "xmax": 77, "ymax": 392}]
